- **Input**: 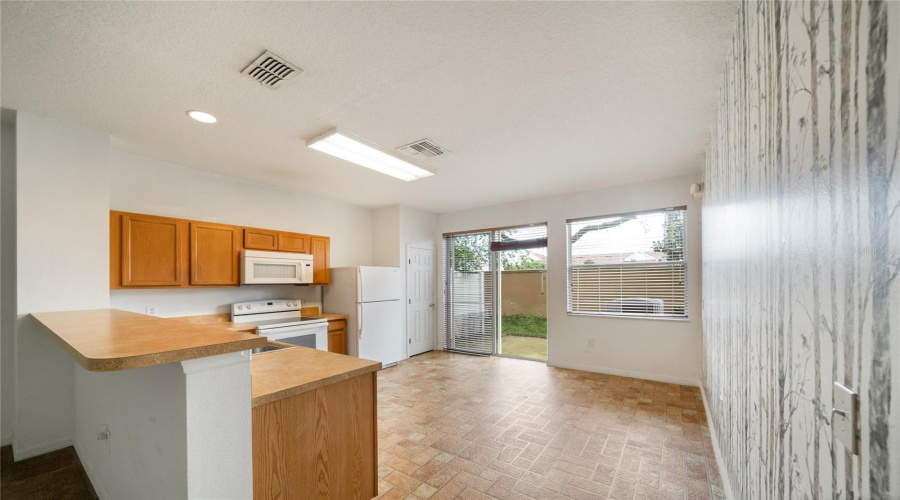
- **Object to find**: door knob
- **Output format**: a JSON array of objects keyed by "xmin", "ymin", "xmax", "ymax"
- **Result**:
[{"xmin": 429, "ymin": 303, "xmax": 435, "ymax": 308}]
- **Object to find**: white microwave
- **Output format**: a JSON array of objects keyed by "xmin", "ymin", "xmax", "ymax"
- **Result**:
[{"xmin": 241, "ymin": 250, "xmax": 314, "ymax": 285}]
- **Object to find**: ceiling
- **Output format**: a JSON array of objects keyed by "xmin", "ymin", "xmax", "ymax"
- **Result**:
[{"xmin": 1, "ymin": 1, "xmax": 737, "ymax": 213}]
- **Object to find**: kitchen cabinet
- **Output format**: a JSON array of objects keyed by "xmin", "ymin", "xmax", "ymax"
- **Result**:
[
  {"xmin": 252, "ymin": 369, "xmax": 377, "ymax": 500},
  {"xmin": 190, "ymin": 222, "xmax": 241, "ymax": 285},
  {"xmin": 118, "ymin": 213, "xmax": 186, "ymax": 287},
  {"xmin": 310, "ymin": 236, "xmax": 330, "ymax": 285},
  {"xmin": 277, "ymin": 232, "xmax": 309, "ymax": 253},
  {"xmin": 327, "ymin": 319, "xmax": 346, "ymax": 355},
  {"xmin": 110, "ymin": 210, "xmax": 332, "ymax": 289},
  {"xmin": 243, "ymin": 228, "xmax": 278, "ymax": 251}
]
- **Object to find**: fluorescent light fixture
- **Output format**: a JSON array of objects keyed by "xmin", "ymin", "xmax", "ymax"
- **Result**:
[
  {"xmin": 306, "ymin": 127, "xmax": 435, "ymax": 181},
  {"xmin": 186, "ymin": 110, "xmax": 217, "ymax": 123}
]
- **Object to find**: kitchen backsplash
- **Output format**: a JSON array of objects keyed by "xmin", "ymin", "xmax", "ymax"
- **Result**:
[{"xmin": 109, "ymin": 285, "xmax": 324, "ymax": 318}]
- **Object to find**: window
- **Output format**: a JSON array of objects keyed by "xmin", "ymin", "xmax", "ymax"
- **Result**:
[{"xmin": 566, "ymin": 207, "xmax": 687, "ymax": 318}]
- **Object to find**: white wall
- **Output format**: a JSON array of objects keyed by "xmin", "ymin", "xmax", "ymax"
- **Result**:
[
  {"xmin": 109, "ymin": 150, "xmax": 374, "ymax": 316},
  {"xmin": 1, "ymin": 114, "xmax": 17, "ymax": 446},
  {"xmin": 182, "ymin": 353, "xmax": 252, "ymax": 499},
  {"xmin": 372, "ymin": 206, "xmax": 401, "ymax": 267},
  {"xmin": 74, "ymin": 363, "xmax": 187, "ymax": 499},
  {"xmin": 437, "ymin": 173, "xmax": 702, "ymax": 385},
  {"xmin": 14, "ymin": 111, "xmax": 111, "ymax": 458}
]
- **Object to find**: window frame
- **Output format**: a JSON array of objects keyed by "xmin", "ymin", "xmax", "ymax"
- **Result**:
[{"xmin": 565, "ymin": 206, "xmax": 688, "ymax": 321}]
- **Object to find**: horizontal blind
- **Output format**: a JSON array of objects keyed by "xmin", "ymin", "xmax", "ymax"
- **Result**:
[
  {"xmin": 490, "ymin": 224, "xmax": 548, "ymax": 251},
  {"xmin": 443, "ymin": 232, "xmax": 493, "ymax": 354},
  {"xmin": 566, "ymin": 207, "xmax": 687, "ymax": 317}
]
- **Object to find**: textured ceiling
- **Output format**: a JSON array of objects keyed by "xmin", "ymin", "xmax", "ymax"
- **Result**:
[{"xmin": 1, "ymin": 1, "xmax": 737, "ymax": 213}]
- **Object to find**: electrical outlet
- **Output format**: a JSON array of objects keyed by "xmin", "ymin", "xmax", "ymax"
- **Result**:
[
  {"xmin": 97, "ymin": 424, "xmax": 111, "ymax": 453},
  {"xmin": 587, "ymin": 338, "xmax": 595, "ymax": 348},
  {"xmin": 145, "ymin": 306, "xmax": 159, "ymax": 317}
]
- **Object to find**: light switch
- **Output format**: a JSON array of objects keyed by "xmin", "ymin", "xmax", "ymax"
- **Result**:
[{"xmin": 833, "ymin": 382, "xmax": 859, "ymax": 455}]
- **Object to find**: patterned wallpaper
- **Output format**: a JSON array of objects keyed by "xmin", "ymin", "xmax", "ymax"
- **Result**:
[{"xmin": 702, "ymin": 1, "xmax": 898, "ymax": 499}]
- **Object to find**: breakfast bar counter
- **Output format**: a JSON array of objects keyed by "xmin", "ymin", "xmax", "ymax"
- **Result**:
[{"xmin": 31, "ymin": 309, "xmax": 266, "ymax": 371}]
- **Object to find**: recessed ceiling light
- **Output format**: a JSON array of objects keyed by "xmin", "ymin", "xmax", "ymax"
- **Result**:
[
  {"xmin": 306, "ymin": 128, "xmax": 435, "ymax": 182},
  {"xmin": 186, "ymin": 110, "xmax": 217, "ymax": 124}
]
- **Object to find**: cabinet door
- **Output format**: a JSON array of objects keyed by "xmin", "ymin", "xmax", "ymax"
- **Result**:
[
  {"xmin": 310, "ymin": 236, "xmax": 330, "ymax": 285},
  {"xmin": 328, "ymin": 320, "xmax": 346, "ymax": 354},
  {"xmin": 190, "ymin": 222, "xmax": 241, "ymax": 285},
  {"xmin": 244, "ymin": 228, "xmax": 278, "ymax": 251},
  {"xmin": 121, "ymin": 214, "xmax": 184, "ymax": 287},
  {"xmin": 278, "ymin": 232, "xmax": 309, "ymax": 253}
]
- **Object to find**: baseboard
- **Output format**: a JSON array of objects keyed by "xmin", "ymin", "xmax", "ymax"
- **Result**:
[
  {"xmin": 699, "ymin": 385, "xmax": 735, "ymax": 500},
  {"xmin": 73, "ymin": 442, "xmax": 108, "ymax": 500},
  {"xmin": 547, "ymin": 360, "xmax": 701, "ymax": 387},
  {"xmin": 12, "ymin": 435, "xmax": 73, "ymax": 461}
]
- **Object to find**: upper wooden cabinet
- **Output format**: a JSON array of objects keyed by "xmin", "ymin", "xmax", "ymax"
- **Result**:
[
  {"xmin": 310, "ymin": 236, "xmax": 330, "ymax": 285},
  {"xmin": 111, "ymin": 211, "xmax": 332, "ymax": 289},
  {"xmin": 119, "ymin": 213, "xmax": 185, "ymax": 287},
  {"xmin": 244, "ymin": 228, "xmax": 278, "ymax": 251},
  {"xmin": 277, "ymin": 232, "xmax": 309, "ymax": 253},
  {"xmin": 191, "ymin": 222, "xmax": 241, "ymax": 285}
]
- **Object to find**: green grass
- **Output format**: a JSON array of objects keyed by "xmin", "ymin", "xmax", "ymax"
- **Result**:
[{"xmin": 501, "ymin": 314, "xmax": 547, "ymax": 338}]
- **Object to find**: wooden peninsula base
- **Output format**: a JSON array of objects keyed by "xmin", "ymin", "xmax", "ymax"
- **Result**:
[{"xmin": 251, "ymin": 348, "xmax": 380, "ymax": 500}]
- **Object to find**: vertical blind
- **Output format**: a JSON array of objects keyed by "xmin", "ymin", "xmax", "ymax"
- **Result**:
[
  {"xmin": 566, "ymin": 207, "xmax": 687, "ymax": 318},
  {"xmin": 443, "ymin": 232, "xmax": 494, "ymax": 354},
  {"xmin": 443, "ymin": 223, "xmax": 548, "ymax": 354}
]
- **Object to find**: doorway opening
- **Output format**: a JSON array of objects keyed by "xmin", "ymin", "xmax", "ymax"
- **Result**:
[{"xmin": 443, "ymin": 223, "xmax": 548, "ymax": 361}]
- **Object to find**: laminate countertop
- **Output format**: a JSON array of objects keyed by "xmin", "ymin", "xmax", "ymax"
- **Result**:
[
  {"xmin": 251, "ymin": 347, "xmax": 381, "ymax": 407},
  {"xmin": 31, "ymin": 309, "xmax": 266, "ymax": 372},
  {"xmin": 299, "ymin": 311, "xmax": 349, "ymax": 321},
  {"xmin": 174, "ymin": 313, "xmax": 258, "ymax": 333}
]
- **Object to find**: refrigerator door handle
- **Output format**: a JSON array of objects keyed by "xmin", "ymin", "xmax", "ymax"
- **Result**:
[
  {"xmin": 356, "ymin": 267, "xmax": 363, "ymax": 303},
  {"xmin": 357, "ymin": 302, "xmax": 364, "ymax": 339}
]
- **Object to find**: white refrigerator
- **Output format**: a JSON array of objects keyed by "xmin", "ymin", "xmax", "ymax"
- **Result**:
[{"xmin": 323, "ymin": 266, "xmax": 403, "ymax": 367}]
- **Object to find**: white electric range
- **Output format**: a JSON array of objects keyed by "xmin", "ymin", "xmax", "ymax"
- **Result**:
[{"xmin": 230, "ymin": 299, "xmax": 328, "ymax": 353}]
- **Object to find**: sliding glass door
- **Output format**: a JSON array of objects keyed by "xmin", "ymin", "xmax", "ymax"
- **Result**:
[
  {"xmin": 494, "ymin": 228, "xmax": 547, "ymax": 361},
  {"xmin": 444, "ymin": 224, "xmax": 548, "ymax": 360}
]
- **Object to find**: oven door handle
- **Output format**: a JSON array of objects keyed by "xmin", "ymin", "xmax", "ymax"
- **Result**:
[{"xmin": 258, "ymin": 323, "xmax": 325, "ymax": 336}]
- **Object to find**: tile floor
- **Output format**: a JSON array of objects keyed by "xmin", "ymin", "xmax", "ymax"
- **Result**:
[{"xmin": 376, "ymin": 351, "xmax": 724, "ymax": 500}]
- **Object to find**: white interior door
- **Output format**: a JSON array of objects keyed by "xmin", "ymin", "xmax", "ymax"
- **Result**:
[{"xmin": 407, "ymin": 246, "xmax": 435, "ymax": 356}]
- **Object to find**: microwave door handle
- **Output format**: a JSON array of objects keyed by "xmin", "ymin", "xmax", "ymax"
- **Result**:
[{"xmin": 357, "ymin": 303, "xmax": 363, "ymax": 339}]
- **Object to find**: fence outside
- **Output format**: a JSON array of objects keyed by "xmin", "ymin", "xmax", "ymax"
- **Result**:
[{"xmin": 499, "ymin": 270, "xmax": 547, "ymax": 317}]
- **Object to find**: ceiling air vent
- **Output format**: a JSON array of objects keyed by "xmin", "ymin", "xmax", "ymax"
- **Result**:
[
  {"xmin": 396, "ymin": 139, "xmax": 450, "ymax": 160},
  {"xmin": 241, "ymin": 50, "xmax": 302, "ymax": 89}
]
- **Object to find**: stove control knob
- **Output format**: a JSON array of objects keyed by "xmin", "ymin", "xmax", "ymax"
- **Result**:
[
  {"xmin": 237, "ymin": 305, "xmax": 243, "ymax": 310},
  {"xmin": 246, "ymin": 305, "xmax": 252, "ymax": 310}
]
